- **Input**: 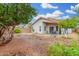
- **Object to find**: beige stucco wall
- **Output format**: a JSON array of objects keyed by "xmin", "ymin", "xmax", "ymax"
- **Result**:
[
  {"xmin": 32, "ymin": 19, "xmax": 59, "ymax": 34},
  {"xmin": 32, "ymin": 19, "xmax": 72, "ymax": 34},
  {"xmin": 32, "ymin": 19, "xmax": 45, "ymax": 34}
]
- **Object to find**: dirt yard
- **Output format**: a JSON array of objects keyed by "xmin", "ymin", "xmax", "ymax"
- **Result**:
[{"xmin": 0, "ymin": 33, "xmax": 78, "ymax": 56}]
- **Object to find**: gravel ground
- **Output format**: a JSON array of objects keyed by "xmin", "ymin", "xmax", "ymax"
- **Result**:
[{"xmin": 0, "ymin": 33, "xmax": 78, "ymax": 56}]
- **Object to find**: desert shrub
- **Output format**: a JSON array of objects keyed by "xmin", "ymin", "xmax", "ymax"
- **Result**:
[
  {"xmin": 48, "ymin": 40, "xmax": 79, "ymax": 56},
  {"xmin": 14, "ymin": 28, "xmax": 21, "ymax": 33}
]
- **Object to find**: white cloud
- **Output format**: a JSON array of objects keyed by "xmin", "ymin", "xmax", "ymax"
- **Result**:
[
  {"xmin": 45, "ymin": 13, "xmax": 59, "ymax": 18},
  {"xmin": 34, "ymin": 15, "xmax": 46, "ymax": 19},
  {"xmin": 52, "ymin": 10, "xmax": 63, "ymax": 15},
  {"xmin": 61, "ymin": 15, "xmax": 70, "ymax": 19},
  {"xmin": 46, "ymin": 10, "xmax": 63, "ymax": 18},
  {"xmin": 75, "ymin": 4, "xmax": 79, "ymax": 9},
  {"xmin": 65, "ymin": 4, "xmax": 79, "ymax": 14},
  {"xmin": 41, "ymin": 3, "xmax": 58, "ymax": 9},
  {"xmin": 66, "ymin": 9, "xmax": 76, "ymax": 14},
  {"xmin": 70, "ymin": 4, "xmax": 79, "ymax": 12},
  {"xmin": 71, "ymin": 5, "xmax": 75, "ymax": 10},
  {"xmin": 34, "ymin": 10, "xmax": 64, "ymax": 19},
  {"xmin": 34, "ymin": 14, "xmax": 69, "ymax": 20},
  {"xmin": 70, "ymin": 4, "xmax": 79, "ymax": 10}
]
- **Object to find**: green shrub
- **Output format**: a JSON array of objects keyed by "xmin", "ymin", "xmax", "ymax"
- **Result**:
[
  {"xmin": 71, "ymin": 40, "xmax": 78, "ymax": 47},
  {"xmin": 14, "ymin": 28, "xmax": 21, "ymax": 33},
  {"xmin": 77, "ymin": 32, "xmax": 79, "ymax": 35},
  {"xmin": 64, "ymin": 40, "xmax": 79, "ymax": 56},
  {"xmin": 64, "ymin": 47, "xmax": 79, "ymax": 56},
  {"xmin": 48, "ymin": 41, "xmax": 79, "ymax": 56},
  {"xmin": 48, "ymin": 43, "xmax": 65, "ymax": 56}
]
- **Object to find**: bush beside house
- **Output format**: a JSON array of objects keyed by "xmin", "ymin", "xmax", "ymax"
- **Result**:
[
  {"xmin": 14, "ymin": 28, "xmax": 21, "ymax": 33},
  {"xmin": 17, "ymin": 23, "xmax": 33, "ymax": 33}
]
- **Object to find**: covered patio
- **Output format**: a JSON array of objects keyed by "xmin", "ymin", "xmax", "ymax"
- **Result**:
[{"xmin": 43, "ymin": 19, "xmax": 61, "ymax": 34}]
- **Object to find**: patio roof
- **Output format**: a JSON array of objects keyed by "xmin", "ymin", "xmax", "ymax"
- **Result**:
[
  {"xmin": 43, "ymin": 18, "xmax": 59, "ymax": 25},
  {"xmin": 32, "ymin": 17, "xmax": 59, "ymax": 25}
]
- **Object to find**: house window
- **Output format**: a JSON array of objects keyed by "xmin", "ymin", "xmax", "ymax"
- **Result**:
[
  {"xmin": 44, "ymin": 26, "xmax": 46, "ymax": 31},
  {"xmin": 39, "ymin": 26, "xmax": 41, "ymax": 32}
]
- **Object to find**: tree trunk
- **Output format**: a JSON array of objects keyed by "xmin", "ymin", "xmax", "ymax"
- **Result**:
[{"xmin": 0, "ymin": 26, "xmax": 15, "ymax": 45}]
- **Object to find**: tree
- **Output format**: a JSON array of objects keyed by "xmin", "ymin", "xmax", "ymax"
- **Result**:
[
  {"xmin": 0, "ymin": 3, "xmax": 36, "ymax": 45},
  {"xmin": 58, "ymin": 18, "xmax": 78, "ymax": 37},
  {"xmin": 70, "ymin": 16, "xmax": 79, "ymax": 32}
]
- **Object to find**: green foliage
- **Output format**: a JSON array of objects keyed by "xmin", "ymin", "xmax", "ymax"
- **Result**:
[
  {"xmin": 14, "ymin": 28, "xmax": 21, "ymax": 33},
  {"xmin": 32, "ymin": 28, "xmax": 35, "ymax": 32},
  {"xmin": 64, "ymin": 40, "xmax": 79, "ymax": 56},
  {"xmin": 48, "ymin": 40, "xmax": 79, "ymax": 56},
  {"xmin": 0, "ymin": 3, "xmax": 36, "ymax": 27},
  {"xmin": 0, "ymin": 3, "xmax": 36, "ymax": 40},
  {"xmin": 48, "ymin": 43, "xmax": 65, "ymax": 56},
  {"xmin": 71, "ymin": 40, "xmax": 78, "ymax": 47},
  {"xmin": 0, "ymin": 4, "xmax": 36, "ymax": 43},
  {"xmin": 77, "ymin": 32, "xmax": 79, "ymax": 35},
  {"xmin": 64, "ymin": 47, "xmax": 79, "ymax": 56},
  {"xmin": 58, "ymin": 18, "xmax": 78, "ymax": 29}
]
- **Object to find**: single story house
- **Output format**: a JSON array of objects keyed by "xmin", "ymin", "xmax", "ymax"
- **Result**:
[{"xmin": 32, "ymin": 17, "xmax": 72, "ymax": 34}]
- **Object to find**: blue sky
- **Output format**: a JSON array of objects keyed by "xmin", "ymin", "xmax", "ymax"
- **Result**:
[{"xmin": 31, "ymin": 3, "xmax": 79, "ymax": 19}]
